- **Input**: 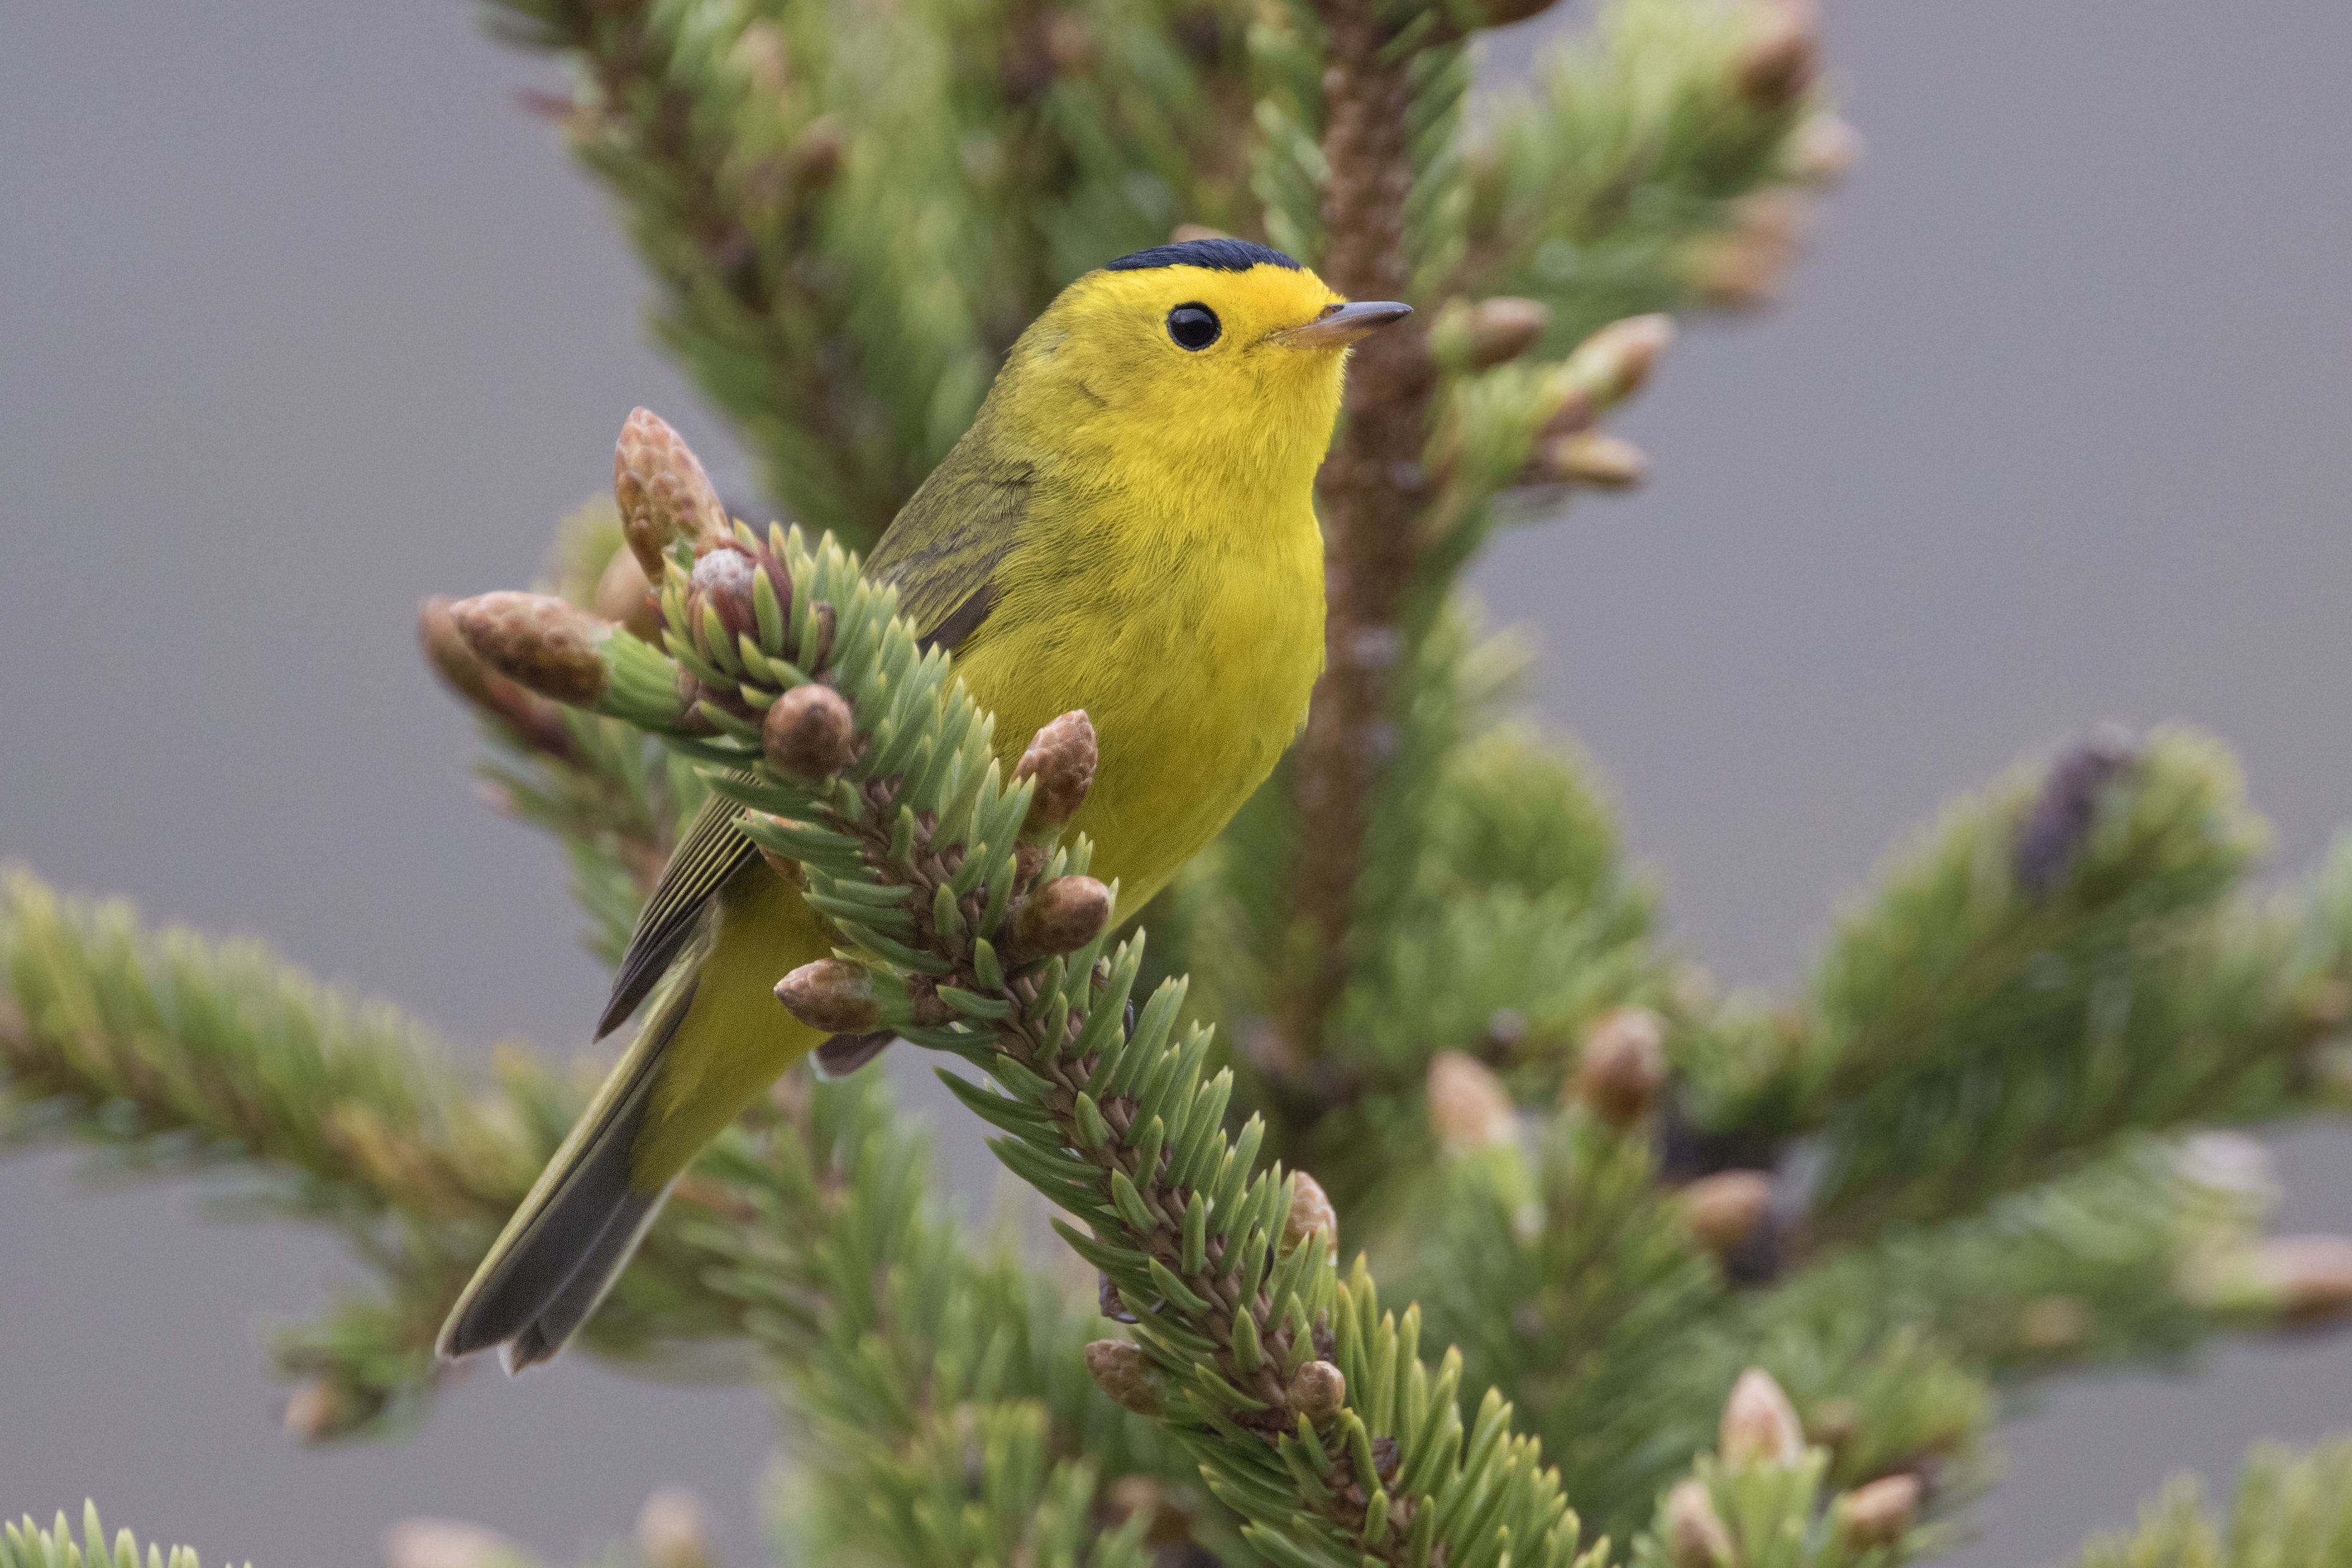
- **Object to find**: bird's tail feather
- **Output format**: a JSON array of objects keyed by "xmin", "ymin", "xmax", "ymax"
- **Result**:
[{"xmin": 436, "ymin": 976, "xmax": 697, "ymax": 1369}]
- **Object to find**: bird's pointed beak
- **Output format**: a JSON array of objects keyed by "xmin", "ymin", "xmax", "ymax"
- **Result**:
[{"xmin": 1273, "ymin": 300, "xmax": 1413, "ymax": 348}]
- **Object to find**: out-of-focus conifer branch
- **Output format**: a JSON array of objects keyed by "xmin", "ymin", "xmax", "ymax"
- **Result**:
[
  {"xmin": 0, "ymin": 1503, "xmax": 248, "ymax": 1568},
  {"xmin": 0, "ymin": 867, "xmax": 759, "ymax": 1436},
  {"xmin": 1677, "ymin": 726, "xmax": 2352, "ymax": 1244},
  {"xmin": 2066, "ymin": 1438, "xmax": 2352, "ymax": 1568}
]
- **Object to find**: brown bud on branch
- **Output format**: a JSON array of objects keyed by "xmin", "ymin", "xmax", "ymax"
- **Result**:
[
  {"xmin": 1835, "ymin": 1474, "xmax": 1922, "ymax": 1551},
  {"xmin": 1012, "ymin": 875, "xmax": 1113, "ymax": 957},
  {"xmin": 1734, "ymin": 0, "xmax": 1822, "ymax": 109},
  {"xmin": 282, "ymin": 1377, "xmax": 353, "ymax": 1445},
  {"xmin": 1289, "ymin": 1359, "xmax": 1346, "ymax": 1424},
  {"xmin": 1283, "ymin": 1170, "xmax": 1338, "ymax": 1258},
  {"xmin": 1562, "ymin": 314, "xmax": 1675, "ymax": 410},
  {"xmin": 775, "ymin": 959, "xmax": 881, "ymax": 1032},
  {"xmin": 763, "ymin": 683, "xmax": 857, "ymax": 780},
  {"xmin": 382, "ymin": 1519, "xmax": 520, "ymax": 1568},
  {"xmin": 635, "ymin": 1488, "xmax": 718, "ymax": 1568},
  {"xmin": 2250, "ymin": 1235, "xmax": 2352, "ymax": 1323},
  {"xmin": 1538, "ymin": 431, "xmax": 1649, "ymax": 489},
  {"xmin": 1664, "ymin": 1479, "xmax": 1734, "ymax": 1568},
  {"xmin": 1692, "ymin": 189, "xmax": 1815, "ymax": 311},
  {"xmin": 614, "ymin": 407, "xmax": 729, "ymax": 578},
  {"xmin": 594, "ymin": 546, "xmax": 663, "ymax": 642},
  {"xmin": 1428, "ymin": 1051, "xmax": 1516, "ymax": 1151},
  {"xmin": 1720, "ymin": 1367, "xmax": 1806, "ymax": 1468},
  {"xmin": 446, "ymin": 591, "xmax": 612, "ymax": 707},
  {"xmin": 1018, "ymin": 710, "xmax": 1098, "ymax": 833},
  {"xmin": 1682, "ymin": 1170, "xmax": 1774, "ymax": 1256},
  {"xmin": 1431, "ymin": 297, "xmax": 1551, "ymax": 371},
  {"xmin": 1086, "ymin": 1339, "xmax": 1161, "ymax": 1414},
  {"xmin": 685, "ymin": 543, "xmax": 761, "ymax": 658},
  {"xmin": 418, "ymin": 596, "xmax": 580, "ymax": 758},
  {"xmin": 1792, "ymin": 114, "xmax": 1864, "ymax": 186},
  {"xmin": 785, "ymin": 114, "xmax": 847, "ymax": 191},
  {"xmin": 1572, "ymin": 1007, "xmax": 1669, "ymax": 1127},
  {"xmin": 1471, "ymin": 0, "xmax": 1562, "ymax": 27}
]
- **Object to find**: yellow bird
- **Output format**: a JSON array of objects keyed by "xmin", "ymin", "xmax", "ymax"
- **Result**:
[{"xmin": 438, "ymin": 239, "xmax": 1409, "ymax": 1369}]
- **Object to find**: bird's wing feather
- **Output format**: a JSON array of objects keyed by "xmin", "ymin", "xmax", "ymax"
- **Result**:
[
  {"xmin": 596, "ymin": 787, "xmax": 756, "ymax": 1038},
  {"xmin": 862, "ymin": 444, "xmax": 1032, "ymax": 653},
  {"xmin": 593, "ymin": 443, "xmax": 1035, "ymax": 1039}
]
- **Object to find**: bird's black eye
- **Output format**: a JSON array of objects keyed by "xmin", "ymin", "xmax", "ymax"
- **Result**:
[{"xmin": 1166, "ymin": 303, "xmax": 1221, "ymax": 351}]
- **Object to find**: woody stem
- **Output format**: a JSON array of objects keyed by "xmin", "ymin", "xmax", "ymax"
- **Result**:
[{"xmin": 1277, "ymin": 0, "xmax": 1433, "ymax": 1074}]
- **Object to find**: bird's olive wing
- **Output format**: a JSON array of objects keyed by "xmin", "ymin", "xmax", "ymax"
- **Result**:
[
  {"xmin": 862, "ymin": 449, "xmax": 1032, "ymax": 656},
  {"xmin": 594, "ymin": 785, "xmax": 755, "ymax": 1039},
  {"xmin": 595, "ymin": 453, "xmax": 1032, "ymax": 1038}
]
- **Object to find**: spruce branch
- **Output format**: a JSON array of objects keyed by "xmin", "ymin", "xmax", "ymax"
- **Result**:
[
  {"xmin": 450, "ymin": 501, "xmax": 1596, "ymax": 1567},
  {"xmin": 0, "ymin": 867, "xmax": 750, "ymax": 1436},
  {"xmin": 685, "ymin": 1070, "xmax": 1185, "ymax": 1567}
]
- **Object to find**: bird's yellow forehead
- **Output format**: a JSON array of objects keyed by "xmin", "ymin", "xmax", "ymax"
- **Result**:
[{"xmin": 1053, "ymin": 260, "xmax": 1345, "ymax": 353}]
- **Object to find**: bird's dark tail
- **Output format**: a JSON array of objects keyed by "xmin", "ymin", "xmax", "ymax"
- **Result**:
[{"xmin": 436, "ymin": 978, "xmax": 695, "ymax": 1372}]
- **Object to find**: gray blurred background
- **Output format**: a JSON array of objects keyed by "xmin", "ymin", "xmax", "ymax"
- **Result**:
[{"xmin": 3, "ymin": 0, "xmax": 2348, "ymax": 1561}]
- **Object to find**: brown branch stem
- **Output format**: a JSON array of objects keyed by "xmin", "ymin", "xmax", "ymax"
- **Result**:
[{"xmin": 1277, "ymin": 0, "xmax": 1435, "ymax": 1072}]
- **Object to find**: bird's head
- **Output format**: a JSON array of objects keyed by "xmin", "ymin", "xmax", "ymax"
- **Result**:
[{"xmin": 988, "ymin": 238, "xmax": 1410, "ymax": 489}]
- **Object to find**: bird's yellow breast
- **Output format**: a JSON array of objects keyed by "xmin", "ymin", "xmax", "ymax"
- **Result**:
[{"xmin": 954, "ymin": 484, "xmax": 1325, "ymax": 914}]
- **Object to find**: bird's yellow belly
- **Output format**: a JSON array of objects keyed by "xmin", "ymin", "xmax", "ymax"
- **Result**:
[{"xmin": 956, "ymin": 519, "xmax": 1324, "ymax": 915}]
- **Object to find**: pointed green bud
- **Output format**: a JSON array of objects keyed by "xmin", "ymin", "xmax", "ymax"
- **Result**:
[
  {"xmin": 1664, "ymin": 1479, "xmax": 1733, "ymax": 1568},
  {"xmin": 614, "ymin": 407, "xmax": 728, "ymax": 577},
  {"xmin": 1017, "ymin": 710, "xmax": 1098, "ymax": 833},
  {"xmin": 1013, "ymin": 875, "xmax": 1112, "ymax": 957},
  {"xmin": 1085, "ymin": 1339, "xmax": 1161, "ymax": 1415},
  {"xmin": 446, "ymin": 591, "xmax": 612, "ymax": 707},
  {"xmin": 763, "ymin": 683, "xmax": 857, "ymax": 781},
  {"xmin": 775, "ymin": 959, "xmax": 881, "ymax": 1032},
  {"xmin": 1834, "ymin": 1474, "xmax": 1921, "ymax": 1551},
  {"xmin": 1720, "ymin": 1368, "xmax": 1806, "ymax": 1468},
  {"xmin": 1289, "ymin": 1359, "xmax": 1345, "ymax": 1424}
]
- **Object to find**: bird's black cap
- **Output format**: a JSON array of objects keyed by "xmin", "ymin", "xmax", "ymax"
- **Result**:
[{"xmin": 1103, "ymin": 238, "xmax": 1302, "ymax": 274}]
